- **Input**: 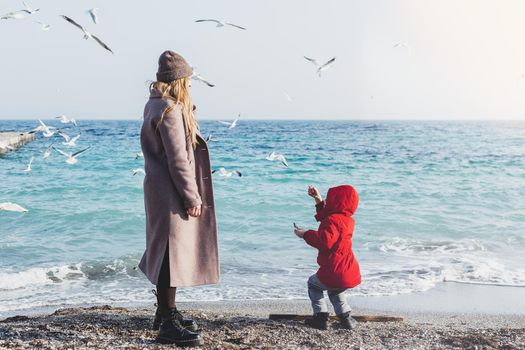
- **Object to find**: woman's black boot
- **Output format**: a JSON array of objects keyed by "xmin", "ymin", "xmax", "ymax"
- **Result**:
[
  {"xmin": 152, "ymin": 290, "xmax": 198, "ymax": 332},
  {"xmin": 304, "ymin": 312, "xmax": 329, "ymax": 330},
  {"xmin": 156, "ymin": 308, "xmax": 203, "ymax": 347}
]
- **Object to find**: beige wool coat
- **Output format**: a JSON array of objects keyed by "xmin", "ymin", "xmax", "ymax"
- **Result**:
[{"xmin": 138, "ymin": 93, "xmax": 219, "ymax": 287}]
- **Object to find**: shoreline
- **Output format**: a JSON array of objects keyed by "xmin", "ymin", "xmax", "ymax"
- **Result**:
[{"xmin": 3, "ymin": 281, "xmax": 525, "ymax": 320}]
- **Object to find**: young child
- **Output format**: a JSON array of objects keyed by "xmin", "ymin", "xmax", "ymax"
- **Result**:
[{"xmin": 294, "ymin": 185, "xmax": 361, "ymax": 330}]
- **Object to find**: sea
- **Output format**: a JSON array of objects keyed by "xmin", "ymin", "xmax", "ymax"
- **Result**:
[{"xmin": 1, "ymin": 119, "xmax": 524, "ymax": 317}]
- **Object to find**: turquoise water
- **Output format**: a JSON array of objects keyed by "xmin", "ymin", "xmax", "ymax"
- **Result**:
[{"xmin": 1, "ymin": 120, "xmax": 524, "ymax": 316}]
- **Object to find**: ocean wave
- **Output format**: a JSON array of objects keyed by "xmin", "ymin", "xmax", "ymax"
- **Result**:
[{"xmin": 0, "ymin": 264, "xmax": 85, "ymax": 291}]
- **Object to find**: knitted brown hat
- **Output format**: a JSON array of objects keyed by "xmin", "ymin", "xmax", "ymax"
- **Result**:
[{"xmin": 156, "ymin": 50, "xmax": 193, "ymax": 83}]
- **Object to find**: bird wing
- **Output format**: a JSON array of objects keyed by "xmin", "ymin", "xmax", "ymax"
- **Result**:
[
  {"xmin": 60, "ymin": 15, "xmax": 86, "ymax": 34},
  {"xmin": 58, "ymin": 132, "xmax": 70, "ymax": 142},
  {"xmin": 28, "ymin": 156, "xmax": 34, "ymax": 166},
  {"xmin": 71, "ymin": 134, "xmax": 81, "ymax": 142},
  {"xmin": 53, "ymin": 147, "xmax": 70, "ymax": 157},
  {"xmin": 278, "ymin": 154, "xmax": 289, "ymax": 167},
  {"xmin": 304, "ymin": 56, "xmax": 320, "ymax": 67},
  {"xmin": 0, "ymin": 202, "xmax": 28, "ymax": 212},
  {"xmin": 196, "ymin": 19, "xmax": 220, "ymax": 24},
  {"xmin": 194, "ymin": 75, "xmax": 215, "ymax": 87},
  {"xmin": 218, "ymin": 121, "xmax": 232, "ymax": 126},
  {"xmin": 72, "ymin": 146, "xmax": 91, "ymax": 157},
  {"xmin": 226, "ymin": 23, "xmax": 246, "ymax": 30},
  {"xmin": 89, "ymin": 9, "xmax": 98, "ymax": 24},
  {"xmin": 90, "ymin": 34, "xmax": 114, "ymax": 54},
  {"xmin": 235, "ymin": 170, "xmax": 242, "ymax": 177},
  {"xmin": 320, "ymin": 57, "xmax": 336, "ymax": 69}
]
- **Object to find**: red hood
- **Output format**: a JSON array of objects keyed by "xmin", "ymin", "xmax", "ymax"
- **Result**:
[{"xmin": 316, "ymin": 185, "xmax": 359, "ymax": 221}]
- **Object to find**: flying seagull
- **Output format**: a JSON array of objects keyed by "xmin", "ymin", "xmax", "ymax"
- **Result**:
[
  {"xmin": 283, "ymin": 91, "xmax": 293, "ymax": 102},
  {"xmin": 60, "ymin": 15, "xmax": 114, "ymax": 54},
  {"xmin": 212, "ymin": 168, "xmax": 242, "ymax": 177},
  {"xmin": 135, "ymin": 151, "xmax": 143, "ymax": 159},
  {"xmin": 53, "ymin": 146, "xmax": 90, "ymax": 164},
  {"xmin": 218, "ymin": 115, "xmax": 239, "ymax": 129},
  {"xmin": 36, "ymin": 21, "xmax": 51, "ymax": 31},
  {"xmin": 132, "ymin": 168, "xmax": 145, "ymax": 176},
  {"xmin": 20, "ymin": 1, "xmax": 39, "ymax": 15},
  {"xmin": 195, "ymin": 19, "xmax": 246, "ymax": 30},
  {"xmin": 0, "ymin": 202, "xmax": 28, "ymax": 212},
  {"xmin": 266, "ymin": 151, "xmax": 289, "ymax": 167},
  {"xmin": 205, "ymin": 133, "xmax": 216, "ymax": 142},
  {"xmin": 36, "ymin": 119, "xmax": 56, "ymax": 138},
  {"xmin": 56, "ymin": 115, "xmax": 77, "ymax": 126},
  {"xmin": 88, "ymin": 8, "xmax": 99, "ymax": 24},
  {"xmin": 42, "ymin": 144, "xmax": 53, "ymax": 158},
  {"xmin": 393, "ymin": 42, "xmax": 412, "ymax": 57},
  {"xmin": 24, "ymin": 156, "xmax": 34, "ymax": 173},
  {"xmin": 304, "ymin": 56, "xmax": 336, "ymax": 77},
  {"xmin": 191, "ymin": 71, "xmax": 215, "ymax": 87},
  {"xmin": 59, "ymin": 132, "xmax": 81, "ymax": 147}
]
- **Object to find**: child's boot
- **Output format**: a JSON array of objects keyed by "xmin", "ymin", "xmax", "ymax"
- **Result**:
[
  {"xmin": 337, "ymin": 311, "xmax": 357, "ymax": 330},
  {"xmin": 304, "ymin": 312, "xmax": 329, "ymax": 330}
]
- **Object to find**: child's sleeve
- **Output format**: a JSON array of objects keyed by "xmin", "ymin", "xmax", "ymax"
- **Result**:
[
  {"xmin": 303, "ymin": 218, "xmax": 340, "ymax": 252},
  {"xmin": 314, "ymin": 201, "xmax": 325, "ymax": 222}
]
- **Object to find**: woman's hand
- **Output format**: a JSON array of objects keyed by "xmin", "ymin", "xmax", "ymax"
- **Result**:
[
  {"xmin": 187, "ymin": 205, "xmax": 202, "ymax": 217},
  {"xmin": 294, "ymin": 228, "xmax": 306, "ymax": 238},
  {"xmin": 307, "ymin": 186, "xmax": 323, "ymax": 204}
]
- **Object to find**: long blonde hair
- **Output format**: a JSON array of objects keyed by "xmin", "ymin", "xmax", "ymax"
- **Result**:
[{"xmin": 150, "ymin": 77, "xmax": 199, "ymax": 147}]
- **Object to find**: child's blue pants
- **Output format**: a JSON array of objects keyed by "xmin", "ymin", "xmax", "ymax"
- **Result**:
[{"xmin": 307, "ymin": 274, "xmax": 352, "ymax": 315}]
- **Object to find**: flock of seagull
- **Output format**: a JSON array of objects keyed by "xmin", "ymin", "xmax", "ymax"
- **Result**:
[
  {"xmin": 0, "ymin": 115, "xmax": 289, "ymax": 212},
  {"xmin": 0, "ymin": 2, "xmax": 411, "ymax": 213}
]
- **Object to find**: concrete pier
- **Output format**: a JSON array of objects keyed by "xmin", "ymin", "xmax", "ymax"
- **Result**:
[{"xmin": 0, "ymin": 132, "xmax": 36, "ymax": 155}]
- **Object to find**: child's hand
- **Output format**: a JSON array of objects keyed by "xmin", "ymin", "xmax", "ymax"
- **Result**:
[
  {"xmin": 294, "ymin": 228, "xmax": 306, "ymax": 238},
  {"xmin": 307, "ymin": 186, "xmax": 322, "ymax": 203}
]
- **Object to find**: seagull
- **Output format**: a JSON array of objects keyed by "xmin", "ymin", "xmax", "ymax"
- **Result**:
[
  {"xmin": 87, "ymin": 8, "xmax": 99, "ymax": 24},
  {"xmin": 191, "ymin": 71, "xmax": 215, "ymax": 87},
  {"xmin": 266, "ymin": 151, "xmax": 289, "ymax": 167},
  {"xmin": 36, "ymin": 119, "xmax": 56, "ymax": 138},
  {"xmin": 195, "ymin": 19, "xmax": 246, "ymax": 30},
  {"xmin": 132, "ymin": 168, "xmax": 145, "ymax": 176},
  {"xmin": 42, "ymin": 144, "xmax": 53, "ymax": 158},
  {"xmin": 53, "ymin": 146, "xmax": 90, "ymax": 164},
  {"xmin": 135, "ymin": 151, "xmax": 143, "ymax": 159},
  {"xmin": 36, "ymin": 21, "xmax": 50, "ymax": 31},
  {"xmin": 59, "ymin": 132, "xmax": 81, "ymax": 147},
  {"xmin": 212, "ymin": 168, "xmax": 242, "ymax": 177},
  {"xmin": 56, "ymin": 115, "xmax": 77, "ymax": 126},
  {"xmin": 218, "ymin": 115, "xmax": 239, "ymax": 129},
  {"xmin": 1, "ymin": 11, "xmax": 26, "ymax": 20},
  {"xmin": 24, "ymin": 156, "xmax": 34, "ymax": 173},
  {"xmin": 205, "ymin": 133, "xmax": 216, "ymax": 142},
  {"xmin": 60, "ymin": 15, "xmax": 114, "ymax": 54},
  {"xmin": 393, "ymin": 42, "xmax": 412, "ymax": 57},
  {"xmin": 304, "ymin": 56, "xmax": 336, "ymax": 77},
  {"xmin": 0, "ymin": 202, "xmax": 28, "ymax": 212},
  {"xmin": 283, "ymin": 91, "xmax": 293, "ymax": 102},
  {"xmin": 20, "ymin": 1, "xmax": 39, "ymax": 15}
]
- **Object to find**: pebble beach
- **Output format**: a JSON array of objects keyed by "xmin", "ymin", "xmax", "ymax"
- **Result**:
[{"xmin": 1, "ymin": 301, "xmax": 524, "ymax": 350}]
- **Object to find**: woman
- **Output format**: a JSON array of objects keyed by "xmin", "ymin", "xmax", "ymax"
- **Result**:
[{"xmin": 139, "ymin": 50, "xmax": 219, "ymax": 347}]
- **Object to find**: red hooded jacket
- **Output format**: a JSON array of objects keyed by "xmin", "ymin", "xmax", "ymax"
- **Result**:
[{"xmin": 303, "ymin": 185, "xmax": 361, "ymax": 289}]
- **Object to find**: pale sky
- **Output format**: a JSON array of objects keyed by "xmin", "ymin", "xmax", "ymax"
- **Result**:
[{"xmin": 1, "ymin": 0, "xmax": 525, "ymax": 120}]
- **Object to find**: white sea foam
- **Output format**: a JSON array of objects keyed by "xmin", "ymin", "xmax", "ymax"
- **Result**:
[{"xmin": 0, "ymin": 264, "xmax": 85, "ymax": 291}]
